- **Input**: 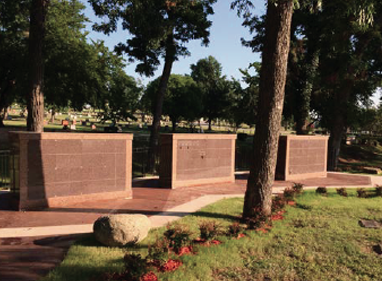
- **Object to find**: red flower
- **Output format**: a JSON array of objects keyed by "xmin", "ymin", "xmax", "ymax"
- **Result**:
[
  {"xmin": 140, "ymin": 272, "xmax": 158, "ymax": 281},
  {"xmin": 237, "ymin": 233, "xmax": 246, "ymax": 239},
  {"xmin": 161, "ymin": 259, "xmax": 182, "ymax": 272},
  {"xmin": 177, "ymin": 246, "xmax": 193, "ymax": 256}
]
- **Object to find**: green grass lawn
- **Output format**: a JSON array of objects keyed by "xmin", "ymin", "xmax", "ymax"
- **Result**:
[
  {"xmin": 339, "ymin": 144, "xmax": 382, "ymax": 175},
  {"xmin": 43, "ymin": 189, "xmax": 382, "ymax": 281}
]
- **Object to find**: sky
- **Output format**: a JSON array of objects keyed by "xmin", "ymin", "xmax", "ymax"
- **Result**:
[
  {"xmin": 83, "ymin": 0, "xmax": 266, "ymax": 86},
  {"xmin": 82, "ymin": 1, "xmax": 380, "ymax": 105}
]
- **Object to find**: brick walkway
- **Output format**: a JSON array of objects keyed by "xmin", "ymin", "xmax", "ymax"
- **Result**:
[{"xmin": 0, "ymin": 172, "xmax": 373, "ymax": 281}]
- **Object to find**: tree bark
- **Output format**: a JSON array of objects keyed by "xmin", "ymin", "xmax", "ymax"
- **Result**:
[
  {"xmin": 208, "ymin": 119, "xmax": 212, "ymax": 131},
  {"xmin": 327, "ymin": 111, "xmax": 345, "ymax": 171},
  {"xmin": 171, "ymin": 119, "xmax": 177, "ymax": 132},
  {"xmin": 243, "ymin": 0, "xmax": 294, "ymax": 219},
  {"xmin": 27, "ymin": 0, "xmax": 48, "ymax": 132},
  {"xmin": 147, "ymin": 32, "xmax": 176, "ymax": 173},
  {"xmin": 295, "ymin": 50, "xmax": 319, "ymax": 135}
]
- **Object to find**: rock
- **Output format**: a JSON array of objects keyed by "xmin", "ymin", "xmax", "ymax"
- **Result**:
[
  {"xmin": 359, "ymin": 219, "xmax": 382, "ymax": 229},
  {"xmin": 93, "ymin": 214, "xmax": 151, "ymax": 247}
]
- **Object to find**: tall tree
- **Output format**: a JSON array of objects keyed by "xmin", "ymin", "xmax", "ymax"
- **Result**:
[
  {"xmin": 144, "ymin": 74, "xmax": 203, "ymax": 131},
  {"xmin": 27, "ymin": 0, "xmax": 49, "ymax": 132},
  {"xmin": 191, "ymin": 56, "xmax": 229, "ymax": 130},
  {"xmin": 0, "ymin": 1, "xmax": 29, "ymax": 126},
  {"xmin": 233, "ymin": 0, "xmax": 294, "ymax": 218},
  {"xmin": 90, "ymin": 0, "xmax": 216, "ymax": 172}
]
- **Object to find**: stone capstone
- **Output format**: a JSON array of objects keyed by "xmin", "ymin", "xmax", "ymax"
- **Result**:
[{"xmin": 93, "ymin": 214, "xmax": 151, "ymax": 247}]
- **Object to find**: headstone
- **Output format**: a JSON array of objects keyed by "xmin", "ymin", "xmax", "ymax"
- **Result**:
[
  {"xmin": 81, "ymin": 121, "xmax": 87, "ymax": 126},
  {"xmin": 70, "ymin": 124, "xmax": 76, "ymax": 130},
  {"xmin": 359, "ymin": 219, "xmax": 382, "ymax": 229},
  {"xmin": 7, "ymin": 116, "xmax": 12, "ymax": 120},
  {"xmin": 91, "ymin": 124, "xmax": 96, "ymax": 130}
]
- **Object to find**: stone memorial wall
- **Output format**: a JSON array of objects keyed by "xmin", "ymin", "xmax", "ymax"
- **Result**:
[
  {"xmin": 276, "ymin": 135, "xmax": 329, "ymax": 181},
  {"xmin": 9, "ymin": 132, "xmax": 133, "ymax": 210},
  {"xmin": 159, "ymin": 134, "xmax": 236, "ymax": 189}
]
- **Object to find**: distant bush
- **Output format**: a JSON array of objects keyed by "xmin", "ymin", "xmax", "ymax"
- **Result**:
[
  {"xmin": 336, "ymin": 188, "xmax": 348, "ymax": 197},
  {"xmin": 376, "ymin": 186, "xmax": 382, "ymax": 197},
  {"xmin": 357, "ymin": 188, "xmax": 367, "ymax": 198},
  {"xmin": 292, "ymin": 183, "xmax": 304, "ymax": 195},
  {"xmin": 316, "ymin": 187, "xmax": 327, "ymax": 195},
  {"xmin": 283, "ymin": 188, "xmax": 296, "ymax": 201}
]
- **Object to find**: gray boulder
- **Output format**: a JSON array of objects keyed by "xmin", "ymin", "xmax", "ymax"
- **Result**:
[{"xmin": 93, "ymin": 214, "xmax": 151, "ymax": 247}]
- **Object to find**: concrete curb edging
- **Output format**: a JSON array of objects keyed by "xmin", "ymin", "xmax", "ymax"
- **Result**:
[{"xmin": 0, "ymin": 194, "xmax": 244, "ymax": 238}]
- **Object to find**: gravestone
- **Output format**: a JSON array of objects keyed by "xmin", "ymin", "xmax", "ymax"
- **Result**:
[{"xmin": 359, "ymin": 219, "xmax": 382, "ymax": 229}]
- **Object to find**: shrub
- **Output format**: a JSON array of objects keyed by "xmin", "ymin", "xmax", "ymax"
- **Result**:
[
  {"xmin": 199, "ymin": 220, "xmax": 222, "ymax": 241},
  {"xmin": 292, "ymin": 183, "xmax": 304, "ymax": 195},
  {"xmin": 336, "ymin": 187, "xmax": 348, "ymax": 197},
  {"xmin": 148, "ymin": 237, "xmax": 170, "ymax": 263},
  {"xmin": 227, "ymin": 222, "xmax": 243, "ymax": 236},
  {"xmin": 246, "ymin": 207, "xmax": 270, "ymax": 230},
  {"xmin": 283, "ymin": 188, "xmax": 296, "ymax": 201},
  {"xmin": 123, "ymin": 253, "xmax": 148, "ymax": 280},
  {"xmin": 163, "ymin": 224, "xmax": 192, "ymax": 253},
  {"xmin": 357, "ymin": 188, "xmax": 367, "ymax": 198},
  {"xmin": 376, "ymin": 186, "xmax": 382, "ymax": 197},
  {"xmin": 272, "ymin": 196, "xmax": 286, "ymax": 213},
  {"xmin": 316, "ymin": 187, "xmax": 327, "ymax": 195}
]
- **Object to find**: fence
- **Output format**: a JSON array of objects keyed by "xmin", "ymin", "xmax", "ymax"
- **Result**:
[
  {"xmin": 0, "ymin": 150, "xmax": 11, "ymax": 190},
  {"xmin": 132, "ymin": 147, "xmax": 160, "ymax": 178},
  {"xmin": 235, "ymin": 146, "xmax": 252, "ymax": 171}
]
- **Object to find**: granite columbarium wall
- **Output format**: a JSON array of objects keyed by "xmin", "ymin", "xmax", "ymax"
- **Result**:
[
  {"xmin": 159, "ymin": 134, "xmax": 237, "ymax": 189},
  {"xmin": 275, "ymin": 135, "xmax": 329, "ymax": 181},
  {"xmin": 9, "ymin": 132, "xmax": 133, "ymax": 210}
]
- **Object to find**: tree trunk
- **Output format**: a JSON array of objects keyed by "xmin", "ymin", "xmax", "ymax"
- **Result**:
[
  {"xmin": 208, "ymin": 119, "xmax": 212, "ymax": 131},
  {"xmin": 243, "ymin": 0, "xmax": 294, "ymax": 219},
  {"xmin": 147, "ymin": 32, "xmax": 176, "ymax": 173},
  {"xmin": 172, "ymin": 119, "xmax": 176, "ymax": 132},
  {"xmin": 327, "ymin": 111, "xmax": 345, "ymax": 171},
  {"xmin": 27, "ymin": 0, "xmax": 48, "ymax": 132}
]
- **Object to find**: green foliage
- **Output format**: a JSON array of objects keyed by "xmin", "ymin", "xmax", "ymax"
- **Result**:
[
  {"xmin": 148, "ymin": 237, "xmax": 170, "ymax": 264},
  {"xmin": 376, "ymin": 186, "xmax": 382, "ymax": 197},
  {"xmin": 283, "ymin": 187, "xmax": 296, "ymax": 201},
  {"xmin": 122, "ymin": 253, "xmax": 149, "ymax": 280},
  {"xmin": 315, "ymin": 186, "xmax": 328, "ymax": 195},
  {"xmin": 272, "ymin": 195, "xmax": 286, "ymax": 213},
  {"xmin": 143, "ymin": 74, "xmax": 203, "ymax": 128},
  {"xmin": 198, "ymin": 220, "xmax": 222, "ymax": 241},
  {"xmin": 0, "ymin": 0, "xmax": 138, "ymax": 120},
  {"xmin": 190, "ymin": 56, "xmax": 234, "ymax": 127},
  {"xmin": 163, "ymin": 224, "xmax": 193, "ymax": 253},
  {"xmin": 43, "ymin": 194, "xmax": 382, "ymax": 281},
  {"xmin": 292, "ymin": 182, "xmax": 304, "ymax": 195},
  {"xmin": 90, "ymin": 0, "xmax": 217, "ymax": 77},
  {"xmin": 336, "ymin": 187, "xmax": 348, "ymax": 197},
  {"xmin": 357, "ymin": 188, "xmax": 367, "ymax": 198},
  {"xmin": 245, "ymin": 207, "xmax": 269, "ymax": 229},
  {"xmin": 227, "ymin": 222, "xmax": 244, "ymax": 236}
]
